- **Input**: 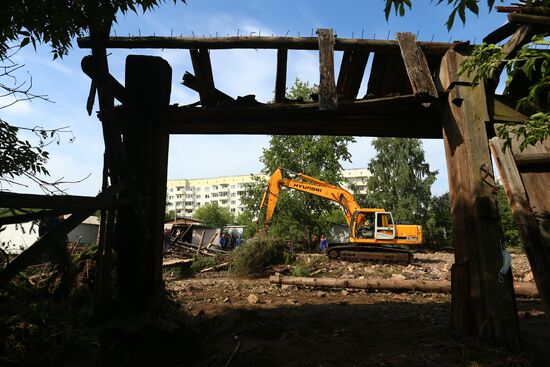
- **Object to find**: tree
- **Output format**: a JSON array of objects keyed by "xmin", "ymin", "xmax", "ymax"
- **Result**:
[
  {"xmin": 194, "ymin": 203, "xmax": 233, "ymax": 229},
  {"xmin": 385, "ymin": 0, "xmax": 549, "ymax": 151},
  {"xmin": 367, "ymin": 138, "xmax": 438, "ymax": 224},
  {"xmin": 496, "ymin": 185, "xmax": 521, "ymax": 247},
  {"xmin": 241, "ymin": 79, "xmax": 355, "ymax": 244},
  {"xmin": 0, "ymin": 1, "xmax": 184, "ymax": 191},
  {"xmin": 424, "ymin": 193, "xmax": 453, "ymax": 247},
  {"xmin": 235, "ymin": 210, "xmax": 257, "ymax": 239}
]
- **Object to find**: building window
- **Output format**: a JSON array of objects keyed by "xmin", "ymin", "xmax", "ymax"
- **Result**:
[
  {"xmin": 231, "ymin": 193, "xmax": 236, "ymax": 197},
  {"xmin": 196, "ymin": 187, "xmax": 201, "ymax": 191},
  {"xmin": 231, "ymin": 208, "xmax": 236, "ymax": 212},
  {"xmin": 237, "ymin": 191, "xmax": 245, "ymax": 196},
  {"xmin": 205, "ymin": 194, "xmax": 209, "ymax": 199},
  {"xmin": 231, "ymin": 200, "xmax": 236, "ymax": 204},
  {"xmin": 219, "ymin": 192, "xmax": 228, "ymax": 197},
  {"xmin": 231, "ymin": 185, "xmax": 236, "ymax": 189},
  {"xmin": 196, "ymin": 195, "xmax": 201, "ymax": 199},
  {"xmin": 212, "ymin": 193, "xmax": 218, "ymax": 198}
]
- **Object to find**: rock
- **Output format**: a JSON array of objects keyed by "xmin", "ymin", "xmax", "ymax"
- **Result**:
[
  {"xmin": 341, "ymin": 290, "xmax": 349, "ymax": 296},
  {"xmin": 281, "ymin": 284, "xmax": 298, "ymax": 291},
  {"xmin": 287, "ymin": 299, "xmax": 298, "ymax": 304},
  {"xmin": 223, "ymin": 297, "xmax": 230, "ymax": 303},
  {"xmin": 347, "ymin": 266, "xmax": 354, "ymax": 272},
  {"xmin": 247, "ymin": 294, "xmax": 259, "ymax": 304},
  {"xmin": 317, "ymin": 291, "xmax": 327, "ymax": 298},
  {"xmin": 358, "ymin": 276, "xmax": 365, "ymax": 280},
  {"xmin": 523, "ymin": 271, "xmax": 534, "ymax": 282},
  {"xmin": 391, "ymin": 273, "xmax": 406, "ymax": 281}
]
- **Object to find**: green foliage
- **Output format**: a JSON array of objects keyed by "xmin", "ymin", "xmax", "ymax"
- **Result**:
[
  {"xmin": 189, "ymin": 256, "xmax": 218, "ymax": 274},
  {"xmin": 193, "ymin": 202, "xmax": 233, "ymax": 229},
  {"xmin": 286, "ymin": 78, "xmax": 318, "ymax": 102},
  {"xmin": 235, "ymin": 210, "xmax": 257, "ymax": 238},
  {"xmin": 291, "ymin": 263, "xmax": 311, "ymax": 277},
  {"xmin": 424, "ymin": 193, "xmax": 453, "ymax": 247},
  {"xmin": 0, "ymin": 0, "xmax": 185, "ymax": 59},
  {"xmin": 496, "ymin": 185, "xmax": 521, "ymax": 248},
  {"xmin": 231, "ymin": 235, "xmax": 287, "ymax": 275},
  {"xmin": 384, "ymin": 0, "xmax": 489, "ymax": 30},
  {"xmin": 0, "ymin": 120, "xmax": 49, "ymax": 182},
  {"xmin": 165, "ymin": 210, "xmax": 176, "ymax": 222},
  {"xmin": 367, "ymin": 138, "xmax": 437, "ymax": 224}
]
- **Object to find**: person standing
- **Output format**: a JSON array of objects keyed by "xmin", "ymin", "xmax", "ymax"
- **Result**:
[{"xmin": 319, "ymin": 235, "xmax": 328, "ymax": 252}]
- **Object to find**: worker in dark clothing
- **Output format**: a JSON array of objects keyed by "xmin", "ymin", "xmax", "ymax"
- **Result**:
[{"xmin": 319, "ymin": 235, "xmax": 328, "ymax": 252}]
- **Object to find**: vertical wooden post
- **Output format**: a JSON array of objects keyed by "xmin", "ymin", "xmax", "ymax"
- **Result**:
[
  {"xmin": 316, "ymin": 28, "xmax": 337, "ymax": 110},
  {"xmin": 115, "ymin": 55, "xmax": 171, "ymax": 308},
  {"xmin": 438, "ymin": 49, "xmax": 519, "ymax": 350},
  {"xmin": 275, "ymin": 49, "xmax": 288, "ymax": 103}
]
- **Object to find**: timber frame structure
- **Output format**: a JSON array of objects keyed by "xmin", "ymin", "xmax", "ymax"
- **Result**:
[{"xmin": 1, "ymin": 7, "xmax": 549, "ymax": 352}]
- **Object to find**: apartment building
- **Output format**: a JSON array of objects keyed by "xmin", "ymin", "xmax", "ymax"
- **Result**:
[{"xmin": 166, "ymin": 168, "xmax": 370, "ymax": 218}]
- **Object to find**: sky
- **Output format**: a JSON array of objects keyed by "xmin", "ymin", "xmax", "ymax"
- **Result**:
[{"xmin": 1, "ymin": 0, "xmax": 514, "ymax": 197}]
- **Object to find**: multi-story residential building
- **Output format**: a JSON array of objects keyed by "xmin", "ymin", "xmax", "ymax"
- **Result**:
[{"xmin": 166, "ymin": 168, "xmax": 369, "ymax": 218}]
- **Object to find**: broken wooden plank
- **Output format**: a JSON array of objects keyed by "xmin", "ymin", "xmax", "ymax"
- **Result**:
[
  {"xmin": 396, "ymin": 32, "xmax": 438, "ymax": 102},
  {"xmin": 181, "ymin": 72, "xmax": 233, "ymax": 103},
  {"xmin": 316, "ymin": 28, "xmax": 337, "ymax": 110},
  {"xmin": 190, "ymin": 48, "xmax": 217, "ymax": 107},
  {"xmin": 268, "ymin": 275, "xmax": 538, "ymax": 297},
  {"xmin": 274, "ymin": 49, "xmax": 288, "ymax": 103},
  {"xmin": 81, "ymin": 55, "xmax": 127, "ymax": 105},
  {"xmin": 336, "ymin": 50, "xmax": 369, "ymax": 100},
  {"xmin": 483, "ymin": 22, "xmax": 520, "ymax": 44}
]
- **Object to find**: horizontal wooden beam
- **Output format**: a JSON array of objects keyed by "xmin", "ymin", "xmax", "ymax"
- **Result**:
[
  {"xmin": 508, "ymin": 13, "xmax": 550, "ymax": 27},
  {"xmin": 0, "ymin": 192, "xmax": 100, "ymax": 209},
  {"xmin": 77, "ymin": 36, "xmax": 462, "ymax": 55},
  {"xmin": 514, "ymin": 153, "xmax": 550, "ymax": 167},
  {"xmin": 164, "ymin": 94, "xmax": 443, "ymax": 138}
]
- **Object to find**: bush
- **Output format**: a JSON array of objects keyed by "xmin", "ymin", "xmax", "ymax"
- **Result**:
[
  {"xmin": 291, "ymin": 264, "xmax": 311, "ymax": 277},
  {"xmin": 231, "ymin": 235, "xmax": 287, "ymax": 275}
]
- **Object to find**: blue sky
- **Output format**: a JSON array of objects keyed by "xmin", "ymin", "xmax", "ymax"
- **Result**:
[{"xmin": 2, "ymin": 0, "xmax": 513, "ymax": 196}]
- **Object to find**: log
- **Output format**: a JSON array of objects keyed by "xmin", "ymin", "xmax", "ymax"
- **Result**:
[
  {"xmin": 77, "ymin": 36, "xmax": 464, "ymax": 56},
  {"xmin": 268, "ymin": 275, "xmax": 539, "ymax": 298},
  {"xmin": 200, "ymin": 261, "xmax": 230, "ymax": 273},
  {"xmin": 317, "ymin": 29, "xmax": 337, "ymax": 110},
  {"xmin": 508, "ymin": 13, "xmax": 550, "ymax": 27}
]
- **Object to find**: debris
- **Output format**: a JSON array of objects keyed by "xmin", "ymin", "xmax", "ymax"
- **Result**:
[
  {"xmin": 247, "ymin": 294, "xmax": 259, "ymax": 304},
  {"xmin": 200, "ymin": 261, "xmax": 231, "ymax": 273},
  {"xmin": 281, "ymin": 284, "xmax": 298, "ymax": 291},
  {"xmin": 341, "ymin": 290, "xmax": 349, "ymax": 296}
]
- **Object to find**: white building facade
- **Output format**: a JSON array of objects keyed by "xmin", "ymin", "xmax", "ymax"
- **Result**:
[{"xmin": 166, "ymin": 168, "xmax": 370, "ymax": 218}]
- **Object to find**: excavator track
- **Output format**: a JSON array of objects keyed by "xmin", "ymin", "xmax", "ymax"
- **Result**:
[{"xmin": 326, "ymin": 244, "xmax": 413, "ymax": 265}]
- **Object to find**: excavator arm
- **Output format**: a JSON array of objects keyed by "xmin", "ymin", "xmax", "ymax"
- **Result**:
[{"xmin": 259, "ymin": 166, "xmax": 361, "ymax": 227}]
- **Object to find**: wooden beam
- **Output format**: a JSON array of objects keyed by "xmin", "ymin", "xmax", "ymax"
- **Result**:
[
  {"xmin": 81, "ymin": 55, "xmax": 127, "ymax": 104},
  {"xmin": 116, "ymin": 55, "xmax": 171, "ymax": 307},
  {"xmin": 0, "ymin": 197, "xmax": 130, "ymax": 226},
  {"xmin": 336, "ymin": 50, "xmax": 369, "ymax": 100},
  {"xmin": 396, "ymin": 32, "xmax": 438, "ymax": 101},
  {"xmin": 166, "ymin": 94, "xmax": 442, "ymax": 138},
  {"xmin": 77, "ymin": 36, "xmax": 463, "ymax": 56},
  {"xmin": 181, "ymin": 71, "xmax": 233, "ymax": 103},
  {"xmin": 438, "ymin": 49, "xmax": 520, "ymax": 350},
  {"xmin": 483, "ymin": 22, "xmax": 520, "ymax": 44},
  {"xmin": 508, "ymin": 13, "xmax": 550, "ymax": 27},
  {"xmin": 190, "ymin": 49, "xmax": 217, "ymax": 107},
  {"xmin": 275, "ymin": 49, "xmax": 288, "ymax": 103},
  {"xmin": 492, "ymin": 95, "xmax": 529, "ymax": 123},
  {"xmin": 0, "ymin": 185, "xmax": 122, "ymax": 287},
  {"xmin": 490, "ymin": 132, "xmax": 550, "ymax": 324},
  {"xmin": 514, "ymin": 153, "xmax": 550, "ymax": 168},
  {"xmin": 317, "ymin": 29, "xmax": 337, "ymax": 110}
]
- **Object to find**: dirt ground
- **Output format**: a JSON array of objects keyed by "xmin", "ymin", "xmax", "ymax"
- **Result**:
[{"xmin": 164, "ymin": 251, "xmax": 548, "ymax": 367}]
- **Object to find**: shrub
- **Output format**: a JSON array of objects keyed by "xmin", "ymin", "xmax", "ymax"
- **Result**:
[{"xmin": 231, "ymin": 235, "xmax": 286, "ymax": 275}]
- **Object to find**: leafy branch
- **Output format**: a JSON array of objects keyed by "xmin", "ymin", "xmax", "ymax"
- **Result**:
[{"xmin": 459, "ymin": 34, "xmax": 550, "ymax": 150}]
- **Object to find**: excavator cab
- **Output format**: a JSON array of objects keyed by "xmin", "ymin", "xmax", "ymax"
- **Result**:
[{"xmin": 374, "ymin": 212, "xmax": 396, "ymax": 240}]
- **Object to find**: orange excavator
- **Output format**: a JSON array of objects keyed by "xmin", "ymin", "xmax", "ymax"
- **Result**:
[{"xmin": 259, "ymin": 167, "xmax": 423, "ymax": 264}]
